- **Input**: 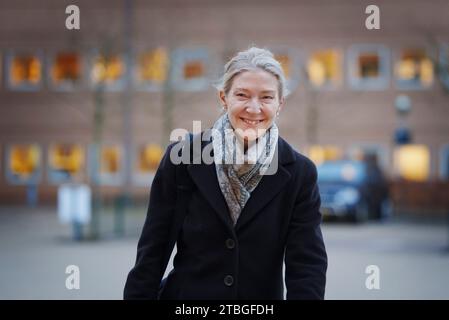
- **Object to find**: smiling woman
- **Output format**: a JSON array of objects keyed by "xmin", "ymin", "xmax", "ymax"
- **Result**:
[
  {"xmin": 124, "ymin": 47, "xmax": 328, "ymax": 300},
  {"xmin": 216, "ymin": 48, "xmax": 288, "ymax": 148}
]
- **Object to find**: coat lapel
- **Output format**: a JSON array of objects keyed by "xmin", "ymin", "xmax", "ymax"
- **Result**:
[
  {"xmin": 186, "ymin": 135, "xmax": 235, "ymax": 232},
  {"xmin": 186, "ymin": 133, "xmax": 295, "ymax": 233},
  {"xmin": 234, "ymin": 141, "xmax": 293, "ymax": 232}
]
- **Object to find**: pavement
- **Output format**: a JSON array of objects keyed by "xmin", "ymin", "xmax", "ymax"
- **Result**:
[{"xmin": 1, "ymin": 205, "xmax": 448, "ymax": 300}]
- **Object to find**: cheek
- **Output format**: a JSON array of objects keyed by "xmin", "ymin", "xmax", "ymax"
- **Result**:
[{"xmin": 227, "ymin": 103, "xmax": 246, "ymax": 117}]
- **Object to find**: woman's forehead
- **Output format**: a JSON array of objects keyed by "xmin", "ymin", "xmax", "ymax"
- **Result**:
[{"xmin": 231, "ymin": 70, "xmax": 278, "ymax": 91}]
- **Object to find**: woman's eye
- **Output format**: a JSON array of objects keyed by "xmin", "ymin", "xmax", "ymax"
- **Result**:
[
  {"xmin": 262, "ymin": 96, "xmax": 274, "ymax": 100},
  {"xmin": 236, "ymin": 93, "xmax": 247, "ymax": 97}
]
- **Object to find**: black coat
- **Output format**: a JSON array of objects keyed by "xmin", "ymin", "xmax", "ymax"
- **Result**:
[{"xmin": 124, "ymin": 134, "xmax": 327, "ymax": 300}]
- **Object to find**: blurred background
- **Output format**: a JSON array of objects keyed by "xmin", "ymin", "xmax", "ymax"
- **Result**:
[{"xmin": 1, "ymin": 0, "xmax": 449, "ymax": 299}]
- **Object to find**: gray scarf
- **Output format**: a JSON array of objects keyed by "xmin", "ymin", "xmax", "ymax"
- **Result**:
[{"xmin": 212, "ymin": 113, "xmax": 279, "ymax": 226}]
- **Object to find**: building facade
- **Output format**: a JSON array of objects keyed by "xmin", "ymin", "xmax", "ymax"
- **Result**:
[{"xmin": 1, "ymin": 0, "xmax": 449, "ymax": 204}]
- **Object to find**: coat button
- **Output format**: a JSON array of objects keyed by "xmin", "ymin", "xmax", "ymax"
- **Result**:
[
  {"xmin": 224, "ymin": 275, "xmax": 234, "ymax": 286},
  {"xmin": 225, "ymin": 238, "xmax": 235, "ymax": 249}
]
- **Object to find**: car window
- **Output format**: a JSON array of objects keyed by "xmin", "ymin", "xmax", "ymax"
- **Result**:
[{"xmin": 317, "ymin": 161, "xmax": 367, "ymax": 184}]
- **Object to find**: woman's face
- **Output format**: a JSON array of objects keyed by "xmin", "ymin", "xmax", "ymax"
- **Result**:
[{"xmin": 219, "ymin": 69, "xmax": 284, "ymax": 142}]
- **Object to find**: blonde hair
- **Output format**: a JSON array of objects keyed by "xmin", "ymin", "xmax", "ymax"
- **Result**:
[{"xmin": 215, "ymin": 47, "xmax": 289, "ymax": 100}]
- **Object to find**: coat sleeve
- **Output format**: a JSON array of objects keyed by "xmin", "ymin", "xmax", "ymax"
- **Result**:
[
  {"xmin": 284, "ymin": 158, "xmax": 328, "ymax": 300},
  {"xmin": 123, "ymin": 143, "xmax": 177, "ymax": 300}
]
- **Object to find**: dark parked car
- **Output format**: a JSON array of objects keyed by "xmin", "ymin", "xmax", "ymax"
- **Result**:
[{"xmin": 317, "ymin": 159, "xmax": 391, "ymax": 222}]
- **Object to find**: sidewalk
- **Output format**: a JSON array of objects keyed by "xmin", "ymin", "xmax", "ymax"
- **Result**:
[{"xmin": 1, "ymin": 205, "xmax": 449, "ymax": 299}]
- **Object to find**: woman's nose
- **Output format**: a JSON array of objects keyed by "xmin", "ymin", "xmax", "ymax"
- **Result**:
[{"xmin": 246, "ymin": 98, "xmax": 262, "ymax": 113}]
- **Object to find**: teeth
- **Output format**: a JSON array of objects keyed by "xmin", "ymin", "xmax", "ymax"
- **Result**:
[{"xmin": 242, "ymin": 119, "xmax": 261, "ymax": 125}]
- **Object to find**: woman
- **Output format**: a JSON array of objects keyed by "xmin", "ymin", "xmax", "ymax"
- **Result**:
[{"xmin": 124, "ymin": 47, "xmax": 327, "ymax": 300}]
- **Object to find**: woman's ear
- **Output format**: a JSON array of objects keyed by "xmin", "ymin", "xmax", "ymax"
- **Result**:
[
  {"xmin": 277, "ymin": 97, "xmax": 285, "ymax": 114},
  {"xmin": 219, "ymin": 91, "xmax": 227, "ymax": 110}
]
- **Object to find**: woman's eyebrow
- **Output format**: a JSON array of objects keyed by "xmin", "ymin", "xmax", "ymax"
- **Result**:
[
  {"xmin": 233, "ymin": 88, "xmax": 276, "ymax": 94},
  {"xmin": 234, "ymin": 87, "xmax": 250, "ymax": 92}
]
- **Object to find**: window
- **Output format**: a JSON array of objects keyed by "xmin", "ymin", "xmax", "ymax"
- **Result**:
[
  {"xmin": 394, "ymin": 145, "xmax": 430, "ymax": 182},
  {"xmin": 133, "ymin": 144, "xmax": 164, "ymax": 185},
  {"xmin": 5, "ymin": 144, "xmax": 42, "ymax": 184},
  {"xmin": 48, "ymin": 144, "xmax": 85, "ymax": 183},
  {"xmin": 308, "ymin": 145, "xmax": 343, "ymax": 166},
  {"xmin": 275, "ymin": 54, "xmax": 292, "ymax": 80},
  {"xmin": 90, "ymin": 52, "xmax": 126, "ymax": 90},
  {"xmin": 89, "ymin": 144, "xmax": 123, "ymax": 185},
  {"xmin": 348, "ymin": 45, "xmax": 390, "ymax": 90},
  {"xmin": 7, "ymin": 52, "xmax": 43, "ymax": 91},
  {"xmin": 439, "ymin": 44, "xmax": 449, "ymax": 91},
  {"xmin": 273, "ymin": 48, "xmax": 300, "ymax": 94},
  {"xmin": 171, "ymin": 48, "xmax": 209, "ymax": 91},
  {"xmin": 439, "ymin": 144, "xmax": 449, "ymax": 180},
  {"xmin": 134, "ymin": 47, "xmax": 169, "ymax": 90},
  {"xmin": 395, "ymin": 48, "xmax": 433, "ymax": 89},
  {"xmin": 307, "ymin": 49, "xmax": 342, "ymax": 88},
  {"xmin": 49, "ymin": 52, "xmax": 82, "ymax": 90}
]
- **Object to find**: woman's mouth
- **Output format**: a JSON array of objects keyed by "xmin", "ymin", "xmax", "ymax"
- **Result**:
[{"xmin": 240, "ymin": 118, "xmax": 263, "ymax": 125}]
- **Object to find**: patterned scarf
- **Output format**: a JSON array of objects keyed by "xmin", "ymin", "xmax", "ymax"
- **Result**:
[{"xmin": 212, "ymin": 113, "xmax": 279, "ymax": 226}]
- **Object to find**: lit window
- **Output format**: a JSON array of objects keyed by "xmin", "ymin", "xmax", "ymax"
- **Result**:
[
  {"xmin": 394, "ymin": 145, "xmax": 430, "ymax": 181},
  {"xmin": 137, "ymin": 144, "xmax": 163, "ymax": 173},
  {"xmin": 275, "ymin": 54, "xmax": 291, "ymax": 79},
  {"xmin": 88, "ymin": 144, "xmax": 124, "ymax": 185},
  {"xmin": 6, "ymin": 144, "xmax": 42, "ymax": 184},
  {"xmin": 348, "ymin": 45, "xmax": 390, "ymax": 90},
  {"xmin": 358, "ymin": 54, "xmax": 379, "ymax": 78},
  {"xmin": 48, "ymin": 144, "xmax": 84, "ymax": 183},
  {"xmin": 395, "ymin": 49, "xmax": 433, "ymax": 89},
  {"xmin": 50, "ymin": 52, "xmax": 82, "ymax": 89},
  {"xmin": 272, "ymin": 48, "xmax": 300, "ymax": 94},
  {"xmin": 308, "ymin": 145, "xmax": 343, "ymax": 166},
  {"xmin": 100, "ymin": 146, "xmax": 121, "ymax": 174},
  {"xmin": 133, "ymin": 144, "xmax": 164, "ymax": 185},
  {"xmin": 307, "ymin": 50, "xmax": 342, "ymax": 87},
  {"xmin": 8, "ymin": 52, "xmax": 42, "ymax": 90},
  {"xmin": 172, "ymin": 48, "xmax": 209, "ymax": 91},
  {"xmin": 91, "ymin": 53, "xmax": 125, "ymax": 89},
  {"xmin": 183, "ymin": 60, "xmax": 204, "ymax": 79},
  {"xmin": 135, "ymin": 47, "xmax": 169, "ymax": 87}
]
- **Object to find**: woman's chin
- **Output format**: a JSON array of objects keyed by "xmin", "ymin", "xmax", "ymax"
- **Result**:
[{"xmin": 234, "ymin": 128, "xmax": 267, "ymax": 142}]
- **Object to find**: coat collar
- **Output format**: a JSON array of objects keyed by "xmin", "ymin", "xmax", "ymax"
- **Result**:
[{"xmin": 186, "ymin": 132, "xmax": 295, "ymax": 234}]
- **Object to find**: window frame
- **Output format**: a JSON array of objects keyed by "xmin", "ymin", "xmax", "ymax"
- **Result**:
[
  {"xmin": 305, "ymin": 47, "xmax": 343, "ymax": 90},
  {"xmin": 6, "ymin": 50, "xmax": 44, "ymax": 91},
  {"xmin": 47, "ymin": 50, "xmax": 85, "ymax": 91},
  {"xmin": 5, "ymin": 143, "xmax": 43, "ymax": 185},
  {"xmin": 132, "ymin": 143, "xmax": 164, "ymax": 186},
  {"xmin": 88, "ymin": 143, "xmax": 124, "ymax": 186},
  {"xmin": 170, "ymin": 47, "xmax": 211, "ymax": 91},
  {"xmin": 88, "ymin": 50, "xmax": 127, "ymax": 91},
  {"xmin": 271, "ymin": 46, "xmax": 302, "ymax": 95},
  {"xmin": 133, "ymin": 47, "xmax": 170, "ymax": 92},
  {"xmin": 394, "ymin": 47, "xmax": 434, "ymax": 90},
  {"xmin": 47, "ymin": 143, "xmax": 86, "ymax": 184},
  {"xmin": 347, "ymin": 44, "xmax": 390, "ymax": 91}
]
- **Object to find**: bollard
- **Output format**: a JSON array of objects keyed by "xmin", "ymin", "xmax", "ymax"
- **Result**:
[
  {"xmin": 26, "ymin": 183, "xmax": 38, "ymax": 207},
  {"xmin": 113, "ymin": 194, "xmax": 127, "ymax": 236},
  {"xmin": 58, "ymin": 183, "xmax": 91, "ymax": 241}
]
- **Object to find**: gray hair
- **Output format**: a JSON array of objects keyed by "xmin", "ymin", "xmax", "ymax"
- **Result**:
[{"xmin": 215, "ymin": 47, "xmax": 289, "ymax": 100}]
